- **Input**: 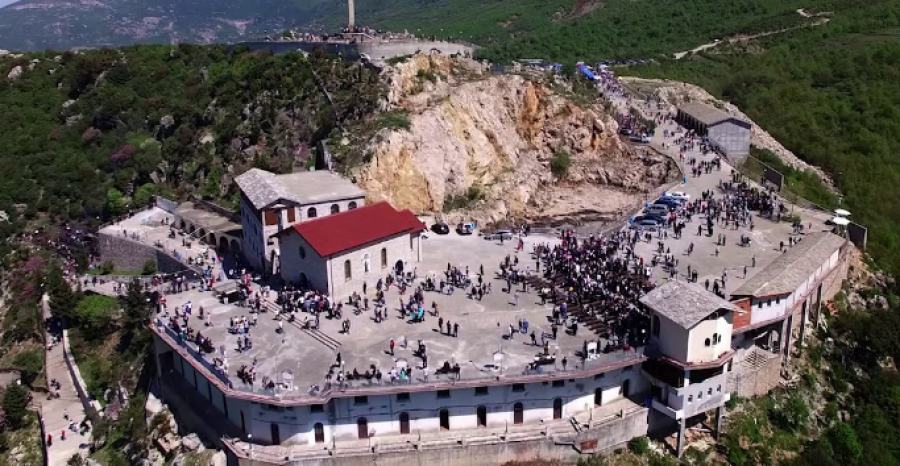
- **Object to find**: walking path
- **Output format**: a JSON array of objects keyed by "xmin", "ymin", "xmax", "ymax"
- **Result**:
[{"xmin": 41, "ymin": 294, "xmax": 90, "ymax": 466}]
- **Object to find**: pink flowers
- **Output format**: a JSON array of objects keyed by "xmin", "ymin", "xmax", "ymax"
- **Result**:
[{"xmin": 110, "ymin": 144, "xmax": 135, "ymax": 163}]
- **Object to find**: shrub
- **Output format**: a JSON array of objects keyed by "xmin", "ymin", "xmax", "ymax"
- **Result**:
[
  {"xmin": 628, "ymin": 436, "xmax": 650, "ymax": 455},
  {"xmin": 770, "ymin": 393, "xmax": 810, "ymax": 432},
  {"xmin": 141, "ymin": 260, "xmax": 157, "ymax": 275},
  {"xmin": 551, "ymin": 149, "xmax": 572, "ymax": 178},
  {"xmin": 12, "ymin": 350, "xmax": 43, "ymax": 385},
  {"xmin": 377, "ymin": 110, "xmax": 412, "ymax": 131},
  {"xmin": 100, "ymin": 260, "xmax": 115, "ymax": 275}
]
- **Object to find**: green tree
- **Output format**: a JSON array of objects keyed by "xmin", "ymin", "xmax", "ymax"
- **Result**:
[
  {"xmin": 74, "ymin": 295, "xmax": 118, "ymax": 340},
  {"xmin": 106, "ymin": 188, "xmax": 127, "ymax": 217},
  {"xmin": 45, "ymin": 265, "xmax": 81, "ymax": 323},
  {"xmin": 2, "ymin": 385, "xmax": 29, "ymax": 430},
  {"xmin": 829, "ymin": 423, "xmax": 863, "ymax": 464}
]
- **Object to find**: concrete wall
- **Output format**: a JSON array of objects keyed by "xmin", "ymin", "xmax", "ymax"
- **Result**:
[
  {"xmin": 359, "ymin": 41, "xmax": 474, "ymax": 60},
  {"xmin": 279, "ymin": 230, "xmax": 421, "ymax": 298},
  {"xmin": 653, "ymin": 315, "xmax": 689, "ymax": 362},
  {"xmin": 231, "ymin": 42, "xmax": 361, "ymax": 60},
  {"xmin": 230, "ymin": 407, "xmax": 648, "ymax": 466},
  {"xmin": 686, "ymin": 313, "xmax": 732, "ymax": 364},
  {"xmin": 230, "ymin": 40, "xmax": 475, "ymax": 62},
  {"xmin": 708, "ymin": 120, "xmax": 751, "ymax": 157},
  {"xmin": 98, "ymin": 232, "xmax": 195, "ymax": 275}
]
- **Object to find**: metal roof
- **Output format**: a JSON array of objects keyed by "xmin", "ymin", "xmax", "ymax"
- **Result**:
[
  {"xmin": 732, "ymin": 232, "xmax": 846, "ymax": 298},
  {"xmin": 283, "ymin": 201, "xmax": 425, "ymax": 257},
  {"xmin": 641, "ymin": 280, "xmax": 741, "ymax": 329},
  {"xmin": 678, "ymin": 102, "xmax": 749, "ymax": 127},
  {"xmin": 235, "ymin": 168, "xmax": 365, "ymax": 210}
]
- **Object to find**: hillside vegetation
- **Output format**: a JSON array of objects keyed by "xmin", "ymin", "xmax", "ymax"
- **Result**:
[
  {"xmin": 624, "ymin": 0, "xmax": 900, "ymax": 275},
  {"xmin": 329, "ymin": 0, "xmax": 834, "ymax": 63},
  {"xmin": 0, "ymin": 45, "xmax": 384, "ymax": 229}
]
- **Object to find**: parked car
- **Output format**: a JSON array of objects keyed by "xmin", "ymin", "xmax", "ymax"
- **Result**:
[
  {"xmin": 431, "ymin": 222, "xmax": 450, "ymax": 235},
  {"xmin": 630, "ymin": 219, "xmax": 660, "ymax": 231},
  {"xmin": 645, "ymin": 205, "xmax": 670, "ymax": 216},
  {"xmin": 663, "ymin": 191, "xmax": 691, "ymax": 201},
  {"xmin": 632, "ymin": 214, "xmax": 665, "ymax": 224},
  {"xmin": 483, "ymin": 229, "xmax": 514, "ymax": 241},
  {"xmin": 456, "ymin": 223, "xmax": 474, "ymax": 235}
]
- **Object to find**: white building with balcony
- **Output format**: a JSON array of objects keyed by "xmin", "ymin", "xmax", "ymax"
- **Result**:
[{"xmin": 639, "ymin": 280, "xmax": 741, "ymax": 456}]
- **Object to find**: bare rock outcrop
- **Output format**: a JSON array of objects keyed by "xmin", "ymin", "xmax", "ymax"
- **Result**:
[{"xmin": 357, "ymin": 54, "xmax": 677, "ymax": 226}]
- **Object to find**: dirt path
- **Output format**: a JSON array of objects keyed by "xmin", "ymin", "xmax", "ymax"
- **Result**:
[{"xmin": 673, "ymin": 9, "xmax": 831, "ymax": 59}]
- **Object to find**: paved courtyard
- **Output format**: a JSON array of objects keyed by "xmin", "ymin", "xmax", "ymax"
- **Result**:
[{"xmin": 155, "ymin": 232, "xmax": 645, "ymax": 399}]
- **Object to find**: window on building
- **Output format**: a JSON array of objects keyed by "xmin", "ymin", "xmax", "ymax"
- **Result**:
[
  {"xmin": 410, "ymin": 236, "xmax": 414, "ymax": 251},
  {"xmin": 330, "ymin": 204, "xmax": 340, "ymax": 215},
  {"xmin": 380, "ymin": 248, "xmax": 388, "ymax": 268},
  {"xmin": 713, "ymin": 333, "xmax": 721, "ymax": 344},
  {"xmin": 552, "ymin": 380, "xmax": 565, "ymax": 388},
  {"xmin": 286, "ymin": 209, "xmax": 296, "ymax": 223},
  {"xmin": 698, "ymin": 392, "xmax": 703, "ymax": 400},
  {"xmin": 298, "ymin": 246, "xmax": 306, "ymax": 260},
  {"xmin": 396, "ymin": 393, "xmax": 410, "ymax": 402},
  {"xmin": 475, "ymin": 387, "xmax": 489, "ymax": 396},
  {"xmin": 344, "ymin": 260, "xmax": 352, "ymax": 282},
  {"xmin": 348, "ymin": 201, "xmax": 358, "ymax": 210},
  {"xmin": 767, "ymin": 300, "xmax": 772, "ymax": 307},
  {"xmin": 775, "ymin": 297, "xmax": 780, "ymax": 304},
  {"xmin": 307, "ymin": 207, "xmax": 317, "ymax": 219},
  {"xmin": 717, "ymin": 385, "xmax": 722, "ymax": 392},
  {"xmin": 264, "ymin": 210, "xmax": 278, "ymax": 226},
  {"xmin": 512, "ymin": 384, "xmax": 525, "ymax": 392},
  {"xmin": 354, "ymin": 396, "xmax": 368, "ymax": 405},
  {"xmin": 363, "ymin": 253, "xmax": 370, "ymax": 273},
  {"xmin": 310, "ymin": 404, "xmax": 324, "ymax": 413},
  {"xmin": 437, "ymin": 390, "xmax": 450, "ymax": 399},
  {"xmin": 688, "ymin": 395, "xmax": 693, "ymax": 403},
  {"xmin": 704, "ymin": 338, "xmax": 711, "ymax": 347}
]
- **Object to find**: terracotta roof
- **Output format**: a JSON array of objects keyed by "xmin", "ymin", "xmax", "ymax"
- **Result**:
[{"xmin": 285, "ymin": 202, "xmax": 425, "ymax": 257}]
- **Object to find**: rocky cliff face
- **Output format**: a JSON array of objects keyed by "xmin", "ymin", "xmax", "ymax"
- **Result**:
[{"xmin": 356, "ymin": 54, "xmax": 677, "ymax": 226}]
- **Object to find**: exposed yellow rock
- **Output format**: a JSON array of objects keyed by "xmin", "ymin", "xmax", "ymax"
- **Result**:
[{"xmin": 357, "ymin": 54, "xmax": 677, "ymax": 226}]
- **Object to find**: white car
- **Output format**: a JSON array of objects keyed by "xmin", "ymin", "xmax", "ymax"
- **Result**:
[{"xmin": 664, "ymin": 191, "xmax": 691, "ymax": 201}]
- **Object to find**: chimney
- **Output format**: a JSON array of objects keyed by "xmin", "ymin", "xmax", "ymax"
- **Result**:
[{"xmin": 348, "ymin": 0, "xmax": 355, "ymax": 30}]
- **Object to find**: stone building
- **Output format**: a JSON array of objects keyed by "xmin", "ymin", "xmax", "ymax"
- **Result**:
[
  {"xmin": 235, "ymin": 169, "xmax": 366, "ymax": 274},
  {"xmin": 275, "ymin": 201, "xmax": 425, "ymax": 298},
  {"xmin": 676, "ymin": 103, "xmax": 751, "ymax": 159},
  {"xmin": 639, "ymin": 281, "xmax": 738, "ymax": 456}
]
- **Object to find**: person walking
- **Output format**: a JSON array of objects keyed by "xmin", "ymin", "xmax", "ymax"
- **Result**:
[{"xmin": 389, "ymin": 339, "xmax": 395, "ymax": 356}]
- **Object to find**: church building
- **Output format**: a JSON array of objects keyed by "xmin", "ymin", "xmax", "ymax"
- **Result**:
[{"xmin": 275, "ymin": 201, "xmax": 425, "ymax": 298}]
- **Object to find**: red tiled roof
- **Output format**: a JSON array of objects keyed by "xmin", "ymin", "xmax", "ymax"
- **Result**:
[{"xmin": 286, "ymin": 202, "xmax": 425, "ymax": 257}]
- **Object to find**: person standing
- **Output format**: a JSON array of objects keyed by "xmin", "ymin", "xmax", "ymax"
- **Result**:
[{"xmin": 390, "ymin": 339, "xmax": 395, "ymax": 356}]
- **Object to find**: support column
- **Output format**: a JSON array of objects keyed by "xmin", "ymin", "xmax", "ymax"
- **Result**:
[
  {"xmin": 715, "ymin": 407, "xmax": 724, "ymax": 440},
  {"xmin": 798, "ymin": 301, "xmax": 809, "ymax": 350},
  {"xmin": 676, "ymin": 417, "xmax": 686, "ymax": 458},
  {"xmin": 781, "ymin": 316, "xmax": 792, "ymax": 358}
]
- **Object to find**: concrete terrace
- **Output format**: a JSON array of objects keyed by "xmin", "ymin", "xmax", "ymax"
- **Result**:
[{"xmin": 152, "ymin": 233, "xmax": 646, "ymax": 402}]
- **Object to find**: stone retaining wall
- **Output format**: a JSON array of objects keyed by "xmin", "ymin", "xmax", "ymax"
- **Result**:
[{"xmin": 97, "ymin": 233, "xmax": 197, "ymax": 276}]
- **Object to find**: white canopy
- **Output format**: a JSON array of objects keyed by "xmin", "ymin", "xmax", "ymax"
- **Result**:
[
  {"xmin": 834, "ymin": 209, "xmax": 851, "ymax": 216},
  {"xmin": 832, "ymin": 217, "xmax": 850, "ymax": 226}
]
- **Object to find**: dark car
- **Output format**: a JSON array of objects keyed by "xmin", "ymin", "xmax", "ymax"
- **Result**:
[{"xmin": 431, "ymin": 222, "xmax": 450, "ymax": 235}]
